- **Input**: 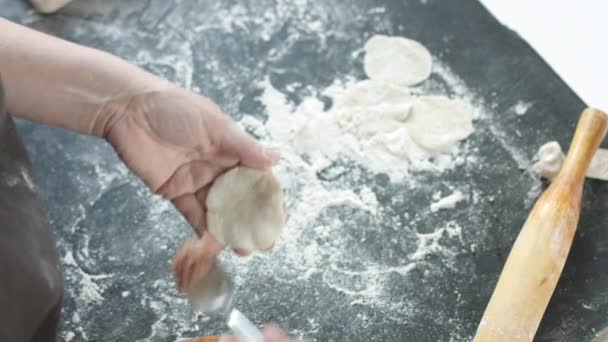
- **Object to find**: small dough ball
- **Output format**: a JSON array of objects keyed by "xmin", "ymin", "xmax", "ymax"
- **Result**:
[
  {"xmin": 532, "ymin": 141, "xmax": 565, "ymax": 180},
  {"xmin": 406, "ymin": 96, "xmax": 474, "ymax": 153},
  {"xmin": 206, "ymin": 166, "xmax": 285, "ymax": 251},
  {"xmin": 363, "ymin": 34, "xmax": 432, "ymax": 86}
]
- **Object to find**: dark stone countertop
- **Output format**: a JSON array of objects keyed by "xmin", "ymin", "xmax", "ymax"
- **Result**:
[{"xmin": 2, "ymin": 0, "xmax": 607, "ymax": 341}]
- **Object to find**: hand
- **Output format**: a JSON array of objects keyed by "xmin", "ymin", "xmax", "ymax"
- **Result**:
[
  {"xmin": 102, "ymin": 87, "xmax": 278, "ymax": 289},
  {"xmin": 219, "ymin": 325, "xmax": 303, "ymax": 342}
]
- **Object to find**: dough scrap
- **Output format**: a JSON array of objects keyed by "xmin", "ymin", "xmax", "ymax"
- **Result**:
[
  {"xmin": 364, "ymin": 34, "xmax": 432, "ymax": 86},
  {"xmin": 333, "ymin": 80, "xmax": 412, "ymax": 138},
  {"xmin": 532, "ymin": 141, "xmax": 608, "ymax": 181},
  {"xmin": 588, "ymin": 149, "xmax": 608, "ymax": 181},
  {"xmin": 430, "ymin": 190, "xmax": 465, "ymax": 212},
  {"xmin": 206, "ymin": 166, "xmax": 285, "ymax": 251},
  {"xmin": 532, "ymin": 141, "xmax": 565, "ymax": 180},
  {"xmin": 406, "ymin": 96, "xmax": 475, "ymax": 153}
]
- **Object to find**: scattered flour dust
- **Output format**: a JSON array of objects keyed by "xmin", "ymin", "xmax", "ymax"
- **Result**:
[
  {"xmin": 62, "ymin": 249, "xmax": 113, "ymax": 305},
  {"xmin": 430, "ymin": 190, "xmax": 465, "ymax": 212},
  {"xmin": 263, "ymin": 76, "xmax": 474, "ymax": 182},
  {"xmin": 231, "ymin": 34, "xmax": 480, "ymax": 316},
  {"xmin": 511, "ymin": 100, "xmax": 533, "ymax": 116},
  {"xmin": 64, "ymin": 331, "xmax": 76, "ymax": 342},
  {"xmin": 409, "ymin": 228, "xmax": 445, "ymax": 260},
  {"xmin": 410, "ymin": 221, "xmax": 464, "ymax": 261},
  {"xmin": 0, "ymin": 164, "xmax": 37, "ymax": 191}
]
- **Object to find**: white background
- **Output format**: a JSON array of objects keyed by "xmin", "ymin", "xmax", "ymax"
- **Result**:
[{"xmin": 479, "ymin": 0, "xmax": 608, "ymax": 112}]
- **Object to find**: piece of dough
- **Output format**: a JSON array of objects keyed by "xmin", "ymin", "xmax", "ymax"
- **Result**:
[
  {"xmin": 430, "ymin": 190, "xmax": 465, "ymax": 212},
  {"xmin": 532, "ymin": 141, "xmax": 565, "ymax": 180},
  {"xmin": 333, "ymin": 80, "xmax": 412, "ymax": 138},
  {"xmin": 406, "ymin": 96, "xmax": 474, "ymax": 153},
  {"xmin": 29, "ymin": 0, "xmax": 73, "ymax": 13},
  {"xmin": 532, "ymin": 141, "xmax": 608, "ymax": 181},
  {"xmin": 363, "ymin": 34, "xmax": 432, "ymax": 86},
  {"xmin": 206, "ymin": 166, "xmax": 285, "ymax": 251},
  {"xmin": 588, "ymin": 149, "xmax": 608, "ymax": 181}
]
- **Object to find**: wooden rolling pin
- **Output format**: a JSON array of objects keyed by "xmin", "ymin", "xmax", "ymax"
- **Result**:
[{"xmin": 474, "ymin": 108, "xmax": 608, "ymax": 342}]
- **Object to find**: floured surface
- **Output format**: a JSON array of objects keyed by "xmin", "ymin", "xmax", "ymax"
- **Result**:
[
  {"xmin": 4, "ymin": 0, "xmax": 608, "ymax": 341},
  {"xmin": 430, "ymin": 190, "xmax": 465, "ymax": 212},
  {"xmin": 263, "ymin": 76, "xmax": 474, "ymax": 182}
]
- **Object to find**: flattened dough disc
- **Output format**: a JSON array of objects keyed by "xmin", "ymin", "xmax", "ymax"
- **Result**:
[
  {"xmin": 406, "ymin": 96, "xmax": 474, "ymax": 153},
  {"xmin": 364, "ymin": 34, "xmax": 432, "ymax": 86},
  {"xmin": 206, "ymin": 166, "xmax": 285, "ymax": 251}
]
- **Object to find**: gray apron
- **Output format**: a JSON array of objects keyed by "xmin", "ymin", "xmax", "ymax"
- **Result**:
[{"xmin": 0, "ymin": 77, "xmax": 63, "ymax": 341}]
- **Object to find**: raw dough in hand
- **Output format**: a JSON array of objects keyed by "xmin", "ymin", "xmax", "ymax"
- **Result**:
[
  {"xmin": 206, "ymin": 166, "xmax": 285, "ymax": 251},
  {"xmin": 29, "ymin": 0, "xmax": 73, "ymax": 13},
  {"xmin": 364, "ymin": 34, "xmax": 432, "ymax": 86},
  {"xmin": 406, "ymin": 96, "xmax": 475, "ymax": 153}
]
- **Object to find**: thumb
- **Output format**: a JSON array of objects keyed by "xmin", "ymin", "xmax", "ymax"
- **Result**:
[{"xmin": 223, "ymin": 124, "xmax": 280, "ymax": 169}]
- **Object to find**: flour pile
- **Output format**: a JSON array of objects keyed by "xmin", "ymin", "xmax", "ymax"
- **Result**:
[
  {"xmin": 230, "ymin": 35, "xmax": 479, "ymax": 311},
  {"xmin": 261, "ymin": 34, "xmax": 476, "ymax": 182}
]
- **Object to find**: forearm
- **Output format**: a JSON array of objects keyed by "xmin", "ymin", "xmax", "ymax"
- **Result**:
[{"xmin": 0, "ymin": 18, "xmax": 171, "ymax": 136}]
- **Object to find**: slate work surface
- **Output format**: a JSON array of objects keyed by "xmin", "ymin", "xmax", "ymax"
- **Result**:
[{"xmin": 1, "ymin": 0, "xmax": 607, "ymax": 341}]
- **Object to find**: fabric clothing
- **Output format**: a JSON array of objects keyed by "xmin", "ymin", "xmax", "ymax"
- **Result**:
[{"xmin": 0, "ymin": 76, "xmax": 63, "ymax": 342}]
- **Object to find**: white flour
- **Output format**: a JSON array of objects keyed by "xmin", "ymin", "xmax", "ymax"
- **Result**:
[
  {"xmin": 410, "ymin": 228, "xmax": 445, "ymax": 260},
  {"xmin": 511, "ymin": 100, "xmax": 533, "ymax": 116},
  {"xmin": 262, "ymin": 77, "xmax": 474, "ymax": 182},
  {"xmin": 226, "ymin": 34, "xmax": 481, "ymax": 322},
  {"xmin": 430, "ymin": 190, "xmax": 465, "ymax": 212},
  {"xmin": 0, "ymin": 165, "xmax": 37, "ymax": 191}
]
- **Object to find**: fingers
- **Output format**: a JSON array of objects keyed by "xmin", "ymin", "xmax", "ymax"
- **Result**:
[
  {"xmin": 158, "ymin": 161, "xmax": 224, "ymax": 200},
  {"xmin": 172, "ymin": 193, "xmax": 207, "ymax": 236},
  {"xmin": 218, "ymin": 325, "xmax": 298, "ymax": 342},
  {"xmin": 232, "ymin": 242, "xmax": 274, "ymax": 256},
  {"xmin": 172, "ymin": 184, "xmax": 212, "ymax": 236},
  {"xmin": 172, "ymin": 240, "xmax": 197, "ymax": 289},
  {"xmin": 263, "ymin": 243, "xmax": 275, "ymax": 252},
  {"xmin": 222, "ymin": 123, "xmax": 280, "ymax": 170},
  {"xmin": 233, "ymin": 248, "xmax": 252, "ymax": 256},
  {"xmin": 195, "ymin": 186, "xmax": 211, "ymax": 207},
  {"xmin": 263, "ymin": 325, "xmax": 288, "ymax": 341},
  {"xmin": 172, "ymin": 233, "xmax": 224, "ymax": 291}
]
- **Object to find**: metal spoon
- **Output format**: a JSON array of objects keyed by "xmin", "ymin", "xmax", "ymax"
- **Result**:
[{"xmin": 188, "ymin": 262, "xmax": 263, "ymax": 342}]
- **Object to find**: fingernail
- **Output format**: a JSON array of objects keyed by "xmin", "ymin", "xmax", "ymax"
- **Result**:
[
  {"xmin": 234, "ymin": 248, "xmax": 252, "ymax": 256},
  {"xmin": 262, "ymin": 146, "xmax": 281, "ymax": 165}
]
